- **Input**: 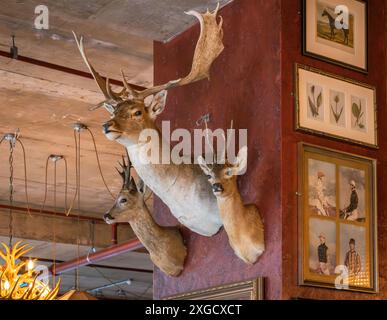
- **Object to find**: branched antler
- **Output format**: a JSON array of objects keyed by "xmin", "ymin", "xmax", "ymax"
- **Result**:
[{"xmin": 73, "ymin": 3, "xmax": 224, "ymax": 111}]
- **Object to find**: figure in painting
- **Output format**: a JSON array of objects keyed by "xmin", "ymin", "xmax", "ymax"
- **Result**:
[
  {"xmin": 340, "ymin": 180, "xmax": 359, "ymax": 221},
  {"xmin": 315, "ymin": 171, "xmax": 333, "ymax": 216},
  {"xmin": 317, "ymin": 233, "xmax": 330, "ymax": 275},
  {"xmin": 344, "ymin": 238, "xmax": 361, "ymax": 276}
]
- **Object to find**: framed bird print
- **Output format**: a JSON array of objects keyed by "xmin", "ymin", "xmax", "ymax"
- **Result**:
[
  {"xmin": 298, "ymin": 143, "xmax": 378, "ymax": 293},
  {"xmin": 295, "ymin": 64, "xmax": 377, "ymax": 148},
  {"xmin": 303, "ymin": 0, "xmax": 368, "ymax": 73}
]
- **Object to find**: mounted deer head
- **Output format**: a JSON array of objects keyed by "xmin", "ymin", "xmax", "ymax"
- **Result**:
[
  {"xmin": 198, "ymin": 146, "xmax": 248, "ymax": 197},
  {"xmin": 75, "ymin": 5, "xmax": 225, "ymax": 237},
  {"xmin": 73, "ymin": 4, "xmax": 224, "ymax": 146},
  {"xmin": 104, "ymin": 156, "xmax": 187, "ymax": 277},
  {"xmin": 198, "ymin": 146, "xmax": 265, "ymax": 265}
]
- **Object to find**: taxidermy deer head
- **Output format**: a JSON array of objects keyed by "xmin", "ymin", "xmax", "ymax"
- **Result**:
[
  {"xmin": 104, "ymin": 156, "xmax": 187, "ymax": 277},
  {"xmin": 74, "ymin": 5, "xmax": 225, "ymax": 237},
  {"xmin": 198, "ymin": 146, "xmax": 265, "ymax": 265}
]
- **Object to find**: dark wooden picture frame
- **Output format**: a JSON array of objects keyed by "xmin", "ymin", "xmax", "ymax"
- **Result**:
[{"xmin": 302, "ymin": 0, "xmax": 368, "ymax": 73}]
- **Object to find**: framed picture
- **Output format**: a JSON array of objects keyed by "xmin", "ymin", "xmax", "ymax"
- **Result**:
[
  {"xmin": 298, "ymin": 143, "xmax": 378, "ymax": 293},
  {"xmin": 164, "ymin": 278, "xmax": 264, "ymax": 300},
  {"xmin": 295, "ymin": 64, "xmax": 377, "ymax": 148},
  {"xmin": 303, "ymin": 0, "xmax": 368, "ymax": 73}
]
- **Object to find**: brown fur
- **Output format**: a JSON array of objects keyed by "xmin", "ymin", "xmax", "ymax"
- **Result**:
[{"xmin": 105, "ymin": 188, "xmax": 187, "ymax": 277}]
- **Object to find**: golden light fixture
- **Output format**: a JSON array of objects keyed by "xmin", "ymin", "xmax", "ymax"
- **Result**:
[{"xmin": 0, "ymin": 241, "xmax": 60, "ymax": 300}]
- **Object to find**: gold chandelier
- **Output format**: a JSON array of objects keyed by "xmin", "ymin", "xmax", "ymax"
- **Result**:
[{"xmin": 0, "ymin": 241, "xmax": 60, "ymax": 300}]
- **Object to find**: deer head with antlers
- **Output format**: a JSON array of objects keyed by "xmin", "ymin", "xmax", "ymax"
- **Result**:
[
  {"xmin": 104, "ymin": 156, "xmax": 187, "ymax": 277},
  {"xmin": 74, "ymin": 5, "xmax": 225, "ymax": 237}
]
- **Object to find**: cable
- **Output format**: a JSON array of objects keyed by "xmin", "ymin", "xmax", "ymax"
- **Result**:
[
  {"xmin": 40, "ymin": 156, "xmax": 50, "ymax": 213},
  {"xmin": 16, "ymin": 139, "xmax": 32, "ymax": 216},
  {"xmin": 86, "ymin": 127, "xmax": 115, "ymax": 199}
]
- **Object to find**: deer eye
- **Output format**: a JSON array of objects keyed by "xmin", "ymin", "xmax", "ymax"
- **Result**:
[
  {"xmin": 120, "ymin": 198, "xmax": 127, "ymax": 204},
  {"xmin": 134, "ymin": 110, "xmax": 142, "ymax": 117},
  {"xmin": 206, "ymin": 175, "xmax": 211, "ymax": 179},
  {"xmin": 225, "ymin": 169, "xmax": 233, "ymax": 177}
]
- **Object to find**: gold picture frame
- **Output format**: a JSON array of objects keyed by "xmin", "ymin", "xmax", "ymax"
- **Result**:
[
  {"xmin": 164, "ymin": 278, "xmax": 265, "ymax": 300},
  {"xmin": 295, "ymin": 64, "xmax": 377, "ymax": 148},
  {"xmin": 302, "ymin": 0, "xmax": 368, "ymax": 73},
  {"xmin": 298, "ymin": 143, "xmax": 378, "ymax": 293}
]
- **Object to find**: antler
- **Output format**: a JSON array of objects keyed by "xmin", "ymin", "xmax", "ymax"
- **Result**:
[
  {"xmin": 116, "ymin": 153, "xmax": 136, "ymax": 190},
  {"xmin": 73, "ymin": 4, "xmax": 224, "ymax": 108}
]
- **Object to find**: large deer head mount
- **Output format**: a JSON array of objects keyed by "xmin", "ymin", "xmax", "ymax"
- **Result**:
[
  {"xmin": 73, "ymin": 5, "xmax": 224, "ymax": 145},
  {"xmin": 74, "ymin": 5, "xmax": 225, "ymax": 237},
  {"xmin": 105, "ymin": 156, "xmax": 187, "ymax": 277}
]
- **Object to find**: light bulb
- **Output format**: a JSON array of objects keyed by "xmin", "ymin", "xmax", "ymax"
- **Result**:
[
  {"xmin": 27, "ymin": 259, "xmax": 34, "ymax": 271},
  {"xmin": 4, "ymin": 280, "xmax": 10, "ymax": 290}
]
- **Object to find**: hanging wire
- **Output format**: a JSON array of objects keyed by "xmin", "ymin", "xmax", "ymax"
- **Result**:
[
  {"xmin": 8, "ymin": 140, "xmax": 14, "ymax": 248},
  {"xmin": 86, "ymin": 127, "xmax": 115, "ymax": 200},
  {"xmin": 16, "ymin": 139, "xmax": 32, "ymax": 216},
  {"xmin": 76, "ymin": 130, "xmax": 81, "ymax": 291},
  {"xmin": 52, "ymin": 159, "xmax": 57, "ymax": 287},
  {"xmin": 65, "ymin": 130, "xmax": 79, "ymax": 216},
  {"xmin": 40, "ymin": 156, "xmax": 50, "ymax": 213}
]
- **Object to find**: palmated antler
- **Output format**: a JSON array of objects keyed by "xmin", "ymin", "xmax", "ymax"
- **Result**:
[
  {"xmin": 73, "ymin": 3, "xmax": 224, "ymax": 111},
  {"xmin": 116, "ymin": 152, "xmax": 136, "ymax": 191}
]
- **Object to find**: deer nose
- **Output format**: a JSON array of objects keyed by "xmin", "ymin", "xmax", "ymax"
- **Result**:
[
  {"xmin": 212, "ymin": 183, "xmax": 224, "ymax": 193},
  {"xmin": 102, "ymin": 121, "xmax": 113, "ymax": 134},
  {"xmin": 103, "ymin": 213, "xmax": 114, "ymax": 221}
]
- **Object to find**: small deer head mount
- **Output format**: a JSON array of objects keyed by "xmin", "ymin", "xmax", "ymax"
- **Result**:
[
  {"xmin": 104, "ymin": 156, "xmax": 146, "ymax": 224},
  {"xmin": 197, "ymin": 146, "xmax": 248, "ymax": 198}
]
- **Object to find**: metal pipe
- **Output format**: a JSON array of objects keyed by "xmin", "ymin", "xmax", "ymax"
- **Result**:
[
  {"xmin": 87, "ymin": 279, "xmax": 132, "ymax": 292},
  {"xmin": 0, "ymin": 204, "xmax": 105, "ymax": 224},
  {"xmin": 25, "ymin": 257, "xmax": 152, "ymax": 274},
  {"xmin": 53, "ymin": 238, "xmax": 144, "ymax": 275},
  {"xmin": 111, "ymin": 224, "xmax": 118, "ymax": 245},
  {"xmin": 0, "ymin": 50, "xmax": 146, "ymax": 91}
]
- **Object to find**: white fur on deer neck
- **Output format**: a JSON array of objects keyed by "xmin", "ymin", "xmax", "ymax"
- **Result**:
[{"xmin": 126, "ymin": 136, "xmax": 222, "ymax": 236}]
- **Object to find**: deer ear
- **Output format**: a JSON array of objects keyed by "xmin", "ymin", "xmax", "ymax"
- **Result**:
[
  {"xmin": 232, "ymin": 146, "xmax": 248, "ymax": 175},
  {"xmin": 147, "ymin": 90, "xmax": 168, "ymax": 118},
  {"xmin": 197, "ymin": 156, "xmax": 212, "ymax": 175},
  {"xmin": 136, "ymin": 178, "xmax": 146, "ymax": 195}
]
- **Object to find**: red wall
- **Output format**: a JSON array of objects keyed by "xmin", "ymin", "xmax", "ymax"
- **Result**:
[
  {"xmin": 152, "ymin": 0, "xmax": 386, "ymax": 300},
  {"xmin": 153, "ymin": 0, "xmax": 283, "ymax": 299},
  {"xmin": 281, "ymin": 0, "xmax": 387, "ymax": 299}
]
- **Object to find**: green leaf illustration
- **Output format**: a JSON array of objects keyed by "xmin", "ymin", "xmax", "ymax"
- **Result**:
[{"xmin": 308, "ymin": 96, "xmax": 318, "ymax": 117}]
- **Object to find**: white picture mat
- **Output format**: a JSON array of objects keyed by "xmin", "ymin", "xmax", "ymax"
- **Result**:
[
  {"xmin": 297, "ymin": 67, "xmax": 376, "ymax": 146},
  {"xmin": 305, "ymin": 0, "xmax": 366, "ymax": 70}
]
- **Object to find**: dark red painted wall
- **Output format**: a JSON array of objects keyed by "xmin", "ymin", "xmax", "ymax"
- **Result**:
[
  {"xmin": 281, "ymin": 0, "xmax": 387, "ymax": 299},
  {"xmin": 153, "ymin": 0, "xmax": 386, "ymax": 300},
  {"xmin": 153, "ymin": 0, "xmax": 283, "ymax": 299}
]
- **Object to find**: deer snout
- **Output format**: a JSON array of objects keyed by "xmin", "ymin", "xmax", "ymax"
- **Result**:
[
  {"xmin": 103, "ymin": 212, "xmax": 115, "ymax": 223},
  {"xmin": 102, "ymin": 121, "xmax": 114, "ymax": 134},
  {"xmin": 212, "ymin": 183, "xmax": 224, "ymax": 194}
]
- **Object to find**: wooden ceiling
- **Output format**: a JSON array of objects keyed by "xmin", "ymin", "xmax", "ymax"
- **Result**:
[{"xmin": 0, "ymin": 0, "xmax": 232, "ymax": 300}]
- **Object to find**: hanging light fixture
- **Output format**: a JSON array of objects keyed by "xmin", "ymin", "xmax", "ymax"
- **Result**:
[
  {"xmin": 0, "ymin": 131, "xmax": 61, "ymax": 300},
  {"xmin": 0, "ymin": 241, "xmax": 60, "ymax": 300}
]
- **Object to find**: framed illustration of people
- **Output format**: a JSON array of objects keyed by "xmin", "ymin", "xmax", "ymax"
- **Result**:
[{"xmin": 298, "ymin": 144, "xmax": 377, "ymax": 293}]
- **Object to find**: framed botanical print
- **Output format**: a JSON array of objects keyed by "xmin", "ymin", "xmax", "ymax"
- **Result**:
[
  {"xmin": 303, "ymin": 0, "xmax": 368, "ymax": 73},
  {"xmin": 164, "ymin": 278, "xmax": 264, "ymax": 300},
  {"xmin": 298, "ymin": 143, "xmax": 378, "ymax": 293},
  {"xmin": 295, "ymin": 64, "xmax": 377, "ymax": 148}
]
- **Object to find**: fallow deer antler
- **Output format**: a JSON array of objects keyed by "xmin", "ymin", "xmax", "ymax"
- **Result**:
[{"xmin": 73, "ymin": 3, "xmax": 224, "ymax": 108}]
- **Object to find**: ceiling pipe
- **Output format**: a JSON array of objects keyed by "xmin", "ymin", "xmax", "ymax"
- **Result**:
[
  {"xmin": 0, "ymin": 204, "xmax": 105, "ymax": 224},
  {"xmin": 0, "ymin": 50, "xmax": 146, "ymax": 91},
  {"xmin": 26, "ymin": 257, "xmax": 152, "ymax": 274},
  {"xmin": 53, "ymin": 238, "xmax": 144, "ymax": 275}
]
